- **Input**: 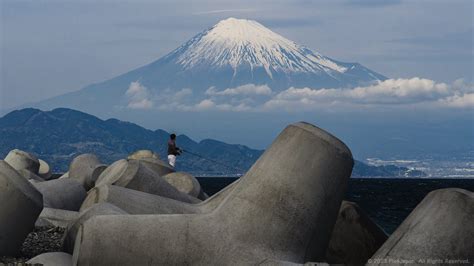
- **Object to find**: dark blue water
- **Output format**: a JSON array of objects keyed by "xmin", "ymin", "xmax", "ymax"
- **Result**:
[{"xmin": 196, "ymin": 177, "xmax": 474, "ymax": 234}]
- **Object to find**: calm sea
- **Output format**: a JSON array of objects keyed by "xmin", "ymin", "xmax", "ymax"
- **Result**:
[{"xmin": 196, "ymin": 177, "xmax": 474, "ymax": 234}]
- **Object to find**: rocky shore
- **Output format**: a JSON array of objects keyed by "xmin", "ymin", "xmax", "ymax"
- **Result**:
[
  {"xmin": 0, "ymin": 226, "xmax": 64, "ymax": 264},
  {"xmin": 0, "ymin": 122, "xmax": 472, "ymax": 265}
]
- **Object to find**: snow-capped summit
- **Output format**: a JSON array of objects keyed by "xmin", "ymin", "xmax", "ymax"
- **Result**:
[
  {"xmin": 30, "ymin": 17, "xmax": 386, "ymax": 112},
  {"xmin": 172, "ymin": 18, "xmax": 348, "ymax": 77}
]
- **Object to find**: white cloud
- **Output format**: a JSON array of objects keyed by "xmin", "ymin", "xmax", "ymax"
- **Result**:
[
  {"xmin": 125, "ymin": 81, "xmax": 153, "ymax": 109},
  {"xmin": 127, "ymin": 99, "xmax": 153, "ymax": 109},
  {"xmin": 157, "ymin": 98, "xmax": 252, "ymax": 112},
  {"xmin": 438, "ymin": 93, "xmax": 474, "ymax": 108},
  {"xmin": 174, "ymin": 88, "xmax": 193, "ymax": 99},
  {"xmin": 206, "ymin": 84, "xmax": 272, "ymax": 96},
  {"xmin": 195, "ymin": 99, "xmax": 215, "ymax": 110},
  {"xmin": 346, "ymin": 78, "xmax": 450, "ymax": 103},
  {"xmin": 263, "ymin": 78, "xmax": 474, "ymax": 110},
  {"xmin": 452, "ymin": 78, "xmax": 474, "ymax": 94},
  {"xmin": 190, "ymin": 99, "xmax": 252, "ymax": 112},
  {"xmin": 268, "ymin": 78, "xmax": 450, "ymax": 105},
  {"xmin": 152, "ymin": 78, "xmax": 474, "ymax": 112}
]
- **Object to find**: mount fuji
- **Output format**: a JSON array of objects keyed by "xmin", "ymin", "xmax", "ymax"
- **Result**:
[{"xmin": 29, "ymin": 18, "xmax": 386, "ymax": 113}]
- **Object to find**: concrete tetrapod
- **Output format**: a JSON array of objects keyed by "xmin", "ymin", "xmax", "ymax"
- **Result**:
[
  {"xmin": 325, "ymin": 201, "xmax": 387, "ymax": 264},
  {"xmin": 78, "ymin": 184, "xmax": 382, "ymax": 264},
  {"xmin": 27, "ymin": 252, "xmax": 72, "ymax": 266},
  {"xmin": 35, "ymin": 208, "xmax": 80, "ymax": 227},
  {"xmin": 69, "ymin": 154, "xmax": 103, "ymax": 190},
  {"xmin": 139, "ymin": 158, "xmax": 174, "ymax": 176},
  {"xmin": 4, "ymin": 149, "xmax": 40, "ymax": 173},
  {"xmin": 127, "ymin": 149, "xmax": 161, "ymax": 160},
  {"xmin": 79, "ymin": 185, "xmax": 199, "ymax": 214},
  {"xmin": 59, "ymin": 172, "xmax": 70, "ymax": 179},
  {"xmin": 33, "ymin": 178, "xmax": 87, "ymax": 211},
  {"xmin": 63, "ymin": 203, "xmax": 128, "ymax": 254},
  {"xmin": 370, "ymin": 188, "xmax": 474, "ymax": 266},
  {"xmin": 127, "ymin": 150, "xmax": 173, "ymax": 176},
  {"xmin": 79, "ymin": 179, "xmax": 240, "ymax": 214},
  {"xmin": 0, "ymin": 160, "xmax": 43, "ymax": 256},
  {"xmin": 74, "ymin": 122, "xmax": 354, "ymax": 265},
  {"xmin": 90, "ymin": 164, "xmax": 107, "ymax": 186},
  {"xmin": 80, "ymin": 184, "xmax": 387, "ymax": 264},
  {"xmin": 258, "ymin": 259, "xmax": 328, "ymax": 265},
  {"xmin": 162, "ymin": 172, "xmax": 204, "ymax": 199},
  {"xmin": 38, "ymin": 159, "xmax": 52, "ymax": 180},
  {"xmin": 18, "ymin": 169, "xmax": 45, "ymax": 182},
  {"xmin": 95, "ymin": 159, "xmax": 199, "ymax": 203}
]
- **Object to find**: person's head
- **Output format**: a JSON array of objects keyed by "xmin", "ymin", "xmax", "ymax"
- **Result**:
[{"xmin": 170, "ymin": 133, "xmax": 176, "ymax": 140}]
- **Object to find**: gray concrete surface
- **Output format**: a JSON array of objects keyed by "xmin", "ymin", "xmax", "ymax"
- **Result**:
[
  {"xmin": 127, "ymin": 150, "xmax": 173, "ymax": 176},
  {"xmin": 63, "ymin": 202, "xmax": 128, "ymax": 254},
  {"xmin": 90, "ymin": 164, "xmax": 107, "ymax": 186},
  {"xmin": 0, "ymin": 160, "xmax": 43, "ymax": 256},
  {"xmin": 35, "ymin": 208, "xmax": 80, "ymax": 228},
  {"xmin": 325, "ymin": 201, "xmax": 387, "ymax": 264},
  {"xmin": 69, "ymin": 154, "xmax": 102, "ymax": 190},
  {"xmin": 194, "ymin": 179, "xmax": 239, "ymax": 212},
  {"xmin": 79, "ymin": 184, "xmax": 199, "ymax": 214},
  {"xmin": 370, "ymin": 188, "xmax": 474, "ymax": 266},
  {"xmin": 26, "ymin": 252, "xmax": 72, "ymax": 266},
  {"xmin": 139, "ymin": 158, "xmax": 174, "ymax": 177},
  {"xmin": 4, "ymin": 149, "xmax": 40, "ymax": 173},
  {"xmin": 162, "ymin": 172, "xmax": 202, "ymax": 199},
  {"xmin": 33, "ymin": 178, "xmax": 87, "ymax": 211},
  {"xmin": 79, "ymin": 178, "xmax": 239, "ymax": 214},
  {"xmin": 18, "ymin": 168, "xmax": 45, "ymax": 182},
  {"xmin": 259, "ymin": 259, "xmax": 329, "ymax": 265},
  {"xmin": 95, "ymin": 159, "xmax": 199, "ymax": 203},
  {"xmin": 59, "ymin": 172, "xmax": 69, "ymax": 179},
  {"xmin": 73, "ymin": 122, "xmax": 354, "ymax": 265},
  {"xmin": 127, "ymin": 149, "xmax": 161, "ymax": 160},
  {"xmin": 38, "ymin": 158, "xmax": 52, "ymax": 180}
]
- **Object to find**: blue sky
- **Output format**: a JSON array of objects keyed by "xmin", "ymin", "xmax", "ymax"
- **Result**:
[{"xmin": 1, "ymin": 0, "xmax": 472, "ymax": 109}]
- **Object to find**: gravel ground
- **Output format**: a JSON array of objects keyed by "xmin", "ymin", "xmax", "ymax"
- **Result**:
[{"xmin": 0, "ymin": 226, "xmax": 66, "ymax": 264}]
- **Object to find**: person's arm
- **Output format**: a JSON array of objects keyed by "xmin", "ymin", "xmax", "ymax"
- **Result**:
[{"xmin": 176, "ymin": 146, "xmax": 182, "ymax": 155}]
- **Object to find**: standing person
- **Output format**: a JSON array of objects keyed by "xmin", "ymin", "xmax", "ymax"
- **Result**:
[{"xmin": 167, "ymin": 133, "xmax": 181, "ymax": 167}]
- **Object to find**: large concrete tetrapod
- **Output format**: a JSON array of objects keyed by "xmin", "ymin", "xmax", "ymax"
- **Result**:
[
  {"xmin": 79, "ymin": 185, "xmax": 199, "ymax": 214},
  {"xmin": 128, "ymin": 150, "xmax": 173, "ymax": 176},
  {"xmin": 127, "ymin": 149, "xmax": 161, "ymax": 160},
  {"xmin": 33, "ymin": 178, "xmax": 87, "ymax": 211},
  {"xmin": 370, "ymin": 188, "xmax": 474, "ymax": 265},
  {"xmin": 325, "ymin": 201, "xmax": 387, "ymax": 264},
  {"xmin": 95, "ymin": 159, "xmax": 199, "ymax": 203},
  {"xmin": 64, "ymin": 203, "xmax": 128, "ymax": 254},
  {"xmin": 162, "ymin": 172, "xmax": 204, "ymax": 199},
  {"xmin": 80, "ymin": 178, "xmax": 239, "ymax": 214},
  {"xmin": 4, "ymin": 149, "xmax": 40, "ymax": 173},
  {"xmin": 74, "ymin": 122, "xmax": 354, "ymax": 265},
  {"xmin": 0, "ymin": 160, "xmax": 43, "ymax": 256},
  {"xmin": 139, "ymin": 158, "xmax": 174, "ymax": 176},
  {"xmin": 36, "ymin": 208, "xmax": 80, "ymax": 227},
  {"xmin": 69, "ymin": 154, "xmax": 103, "ymax": 190},
  {"xmin": 27, "ymin": 252, "xmax": 72, "ymax": 266},
  {"xmin": 18, "ymin": 168, "xmax": 45, "ymax": 182}
]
